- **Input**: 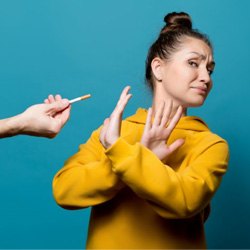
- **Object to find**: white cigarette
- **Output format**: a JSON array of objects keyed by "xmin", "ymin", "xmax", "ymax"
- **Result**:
[{"xmin": 69, "ymin": 94, "xmax": 91, "ymax": 104}]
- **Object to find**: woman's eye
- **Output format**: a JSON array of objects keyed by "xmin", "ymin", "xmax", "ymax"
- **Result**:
[
  {"xmin": 207, "ymin": 69, "xmax": 214, "ymax": 75},
  {"xmin": 189, "ymin": 61, "xmax": 198, "ymax": 67}
]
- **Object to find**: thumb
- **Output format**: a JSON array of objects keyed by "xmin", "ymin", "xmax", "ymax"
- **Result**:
[
  {"xmin": 168, "ymin": 138, "xmax": 185, "ymax": 155},
  {"xmin": 99, "ymin": 118, "xmax": 110, "ymax": 147}
]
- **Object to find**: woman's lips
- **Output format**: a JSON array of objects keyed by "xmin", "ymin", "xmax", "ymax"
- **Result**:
[{"xmin": 191, "ymin": 86, "xmax": 207, "ymax": 95}]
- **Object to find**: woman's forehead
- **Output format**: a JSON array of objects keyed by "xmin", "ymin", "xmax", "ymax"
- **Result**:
[
  {"xmin": 176, "ymin": 38, "xmax": 213, "ymax": 61},
  {"xmin": 181, "ymin": 38, "xmax": 212, "ymax": 55}
]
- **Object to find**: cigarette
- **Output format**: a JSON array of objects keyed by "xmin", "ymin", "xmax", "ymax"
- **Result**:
[{"xmin": 69, "ymin": 94, "xmax": 91, "ymax": 104}]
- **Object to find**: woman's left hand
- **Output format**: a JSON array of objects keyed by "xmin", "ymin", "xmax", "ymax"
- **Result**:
[
  {"xmin": 141, "ymin": 101, "xmax": 185, "ymax": 161},
  {"xmin": 100, "ymin": 86, "xmax": 132, "ymax": 149}
]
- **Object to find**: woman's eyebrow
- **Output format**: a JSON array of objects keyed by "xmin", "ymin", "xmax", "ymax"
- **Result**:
[
  {"xmin": 189, "ymin": 51, "xmax": 206, "ymax": 59},
  {"xmin": 189, "ymin": 51, "xmax": 215, "ymax": 66}
]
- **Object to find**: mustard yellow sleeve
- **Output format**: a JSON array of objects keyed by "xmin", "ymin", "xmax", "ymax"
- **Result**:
[
  {"xmin": 53, "ymin": 128, "xmax": 124, "ymax": 209},
  {"xmin": 105, "ymin": 137, "xmax": 229, "ymax": 219}
]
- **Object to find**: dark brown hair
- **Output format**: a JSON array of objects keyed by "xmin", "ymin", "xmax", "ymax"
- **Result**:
[{"xmin": 145, "ymin": 12, "xmax": 213, "ymax": 90}]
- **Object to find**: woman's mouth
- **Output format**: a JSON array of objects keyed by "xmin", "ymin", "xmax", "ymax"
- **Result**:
[{"xmin": 191, "ymin": 86, "xmax": 207, "ymax": 95}]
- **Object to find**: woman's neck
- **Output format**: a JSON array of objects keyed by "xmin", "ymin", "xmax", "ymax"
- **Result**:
[{"xmin": 152, "ymin": 89, "xmax": 187, "ymax": 119}]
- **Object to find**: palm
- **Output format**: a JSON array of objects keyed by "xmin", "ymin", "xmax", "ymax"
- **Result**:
[
  {"xmin": 142, "ymin": 130, "xmax": 171, "ymax": 160},
  {"xmin": 141, "ymin": 101, "xmax": 184, "ymax": 161}
]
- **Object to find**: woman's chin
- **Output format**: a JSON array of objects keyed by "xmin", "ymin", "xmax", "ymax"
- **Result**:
[{"xmin": 186, "ymin": 97, "xmax": 206, "ymax": 107}]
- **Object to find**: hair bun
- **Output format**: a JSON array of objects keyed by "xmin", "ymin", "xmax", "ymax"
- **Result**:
[{"xmin": 162, "ymin": 12, "xmax": 192, "ymax": 32}]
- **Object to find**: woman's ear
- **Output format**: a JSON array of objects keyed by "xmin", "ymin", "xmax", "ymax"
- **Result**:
[{"xmin": 151, "ymin": 57, "xmax": 164, "ymax": 82}]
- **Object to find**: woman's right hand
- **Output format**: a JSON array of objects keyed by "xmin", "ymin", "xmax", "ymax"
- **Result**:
[
  {"xmin": 99, "ymin": 86, "xmax": 132, "ymax": 149},
  {"xmin": 140, "ymin": 101, "xmax": 185, "ymax": 161}
]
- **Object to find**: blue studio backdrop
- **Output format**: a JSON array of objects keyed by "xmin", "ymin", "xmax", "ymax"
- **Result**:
[{"xmin": 0, "ymin": 0, "xmax": 249, "ymax": 248}]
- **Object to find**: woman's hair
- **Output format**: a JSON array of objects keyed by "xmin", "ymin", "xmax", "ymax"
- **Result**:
[{"xmin": 145, "ymin": 12, "xmax": 212, "ymax": 90}]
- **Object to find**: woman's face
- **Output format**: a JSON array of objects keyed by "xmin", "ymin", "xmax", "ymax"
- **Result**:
[{"xmin": 154, "ymin": 37, "xmax": 215, "ymax": 108}]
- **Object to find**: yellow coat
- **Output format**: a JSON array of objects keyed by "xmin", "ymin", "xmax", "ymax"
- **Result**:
[{"xmin": 53, "ymin": 108, "xmax": 229, "ymax": 249}]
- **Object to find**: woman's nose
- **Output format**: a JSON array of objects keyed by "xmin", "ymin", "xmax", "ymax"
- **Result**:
[{"xmin": 199, "ymin": 67, "xmax": 211, "ymax": 84}]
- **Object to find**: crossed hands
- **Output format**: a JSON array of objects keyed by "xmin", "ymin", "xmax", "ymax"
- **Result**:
[{"xmin": 100, "ymin": 86, "xmax": 185, "ymax": 161}]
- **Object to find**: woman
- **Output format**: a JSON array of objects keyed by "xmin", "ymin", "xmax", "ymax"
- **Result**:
[{"xmin": 52, "ymin": 12, "xmax": 229, "ymax": 249}]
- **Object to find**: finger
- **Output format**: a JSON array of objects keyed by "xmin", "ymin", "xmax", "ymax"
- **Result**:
[
  {"xmin": 144, "ymin": 107, "xmax": 153, "ymax": 132},
  {"xmin": 167, "ymin": 106, "xmax": 183, "ymax": 132},
  {"xmin": 107, "ymin": 93, "xmax": 132, "ymax": 142},
  {"xmin": 44, "ymin": 99, "xmax": 49, "ymax": 104},
  {"xmin": 111, "ymin": 88, "xmax": 132, "ymax": 117},
  {"xmin": 109, "ymin": 93, "xmax": 132, "ymax": 133},
  {"xmin": 47, "ymin": 99, "xmax": 70, "ymax": 116},
  {"xmin": 55, "ymin": 94, "xmax": 62, "ymax": 101},
  {"xmin": 107, "ymin": 86, "xmax": 132, "ymax": 137},
  {"xmin": 153, "ymin": 101, "xmax": 165, "ymax": 127},
  {"xmin": 167, "ymin": 138, "xmax": 185, "ymax": 154},
  {"xmin": 58, "ymin": 105, "xmax": 71, "ymax": 125},
  {"xmin": 48, "ymin": 95, "xmax": 55, "ymax": 103},
  {"xmin": 102, "ymin": 118, "xmax": 110, "ymax": 130},
  {"xmin": 117, "ymin": 86, "xmax": 131, "ymax": 105},
  {"xmin": 116, "ymin": 93, "xmax": 132, "ymax": 114},
  {"xmin": 99, "ymin": 118, "xmax": 110, "ymax": 144},
  {"xmin": 160, "ymin": 99, "xmax": 173, "ymax": 127},
  {"xmin": 115, "ymin": 86, "xmax": 131, "ymax": 110}
]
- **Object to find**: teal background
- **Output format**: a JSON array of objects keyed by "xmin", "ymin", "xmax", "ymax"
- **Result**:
[{"xmin": 0, "ymin": 0, "xmax": 249, "ymax": 248}]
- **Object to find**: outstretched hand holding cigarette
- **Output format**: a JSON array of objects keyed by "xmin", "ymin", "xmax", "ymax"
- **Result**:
[
  {"xmin": 42, "ymin": 93, "xmax": 91, "ymax": 137},
  {"xmin": 0, "ymin": 93, "xmax": 91, "ymax": 139}
]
